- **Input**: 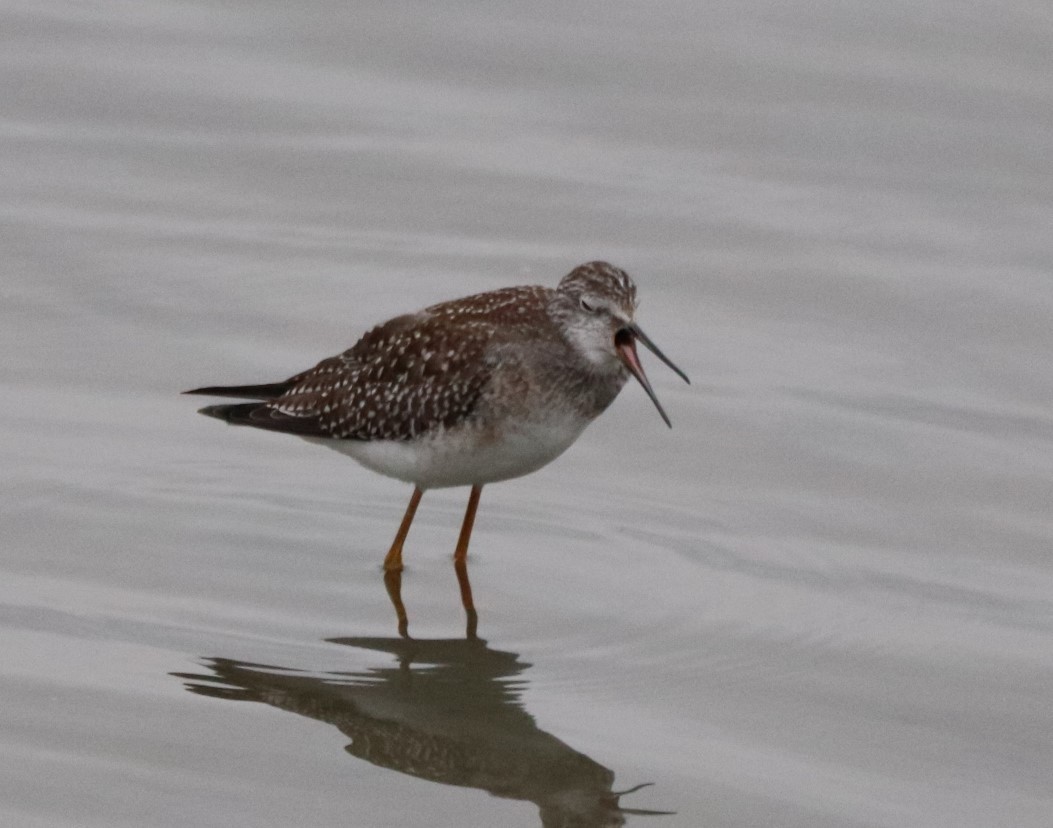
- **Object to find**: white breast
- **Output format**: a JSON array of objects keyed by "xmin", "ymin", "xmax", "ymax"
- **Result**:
[{"xmin": 304, "ymin": 412, "xmax": 591, "ymax": 490}]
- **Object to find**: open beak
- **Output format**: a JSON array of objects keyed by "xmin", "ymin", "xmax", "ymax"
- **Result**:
[{"xmin": 614, "ymin": 323, "xmax": 690, "ymax": 428}]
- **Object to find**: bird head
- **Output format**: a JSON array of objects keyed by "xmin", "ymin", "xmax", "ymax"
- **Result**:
[{"xmin": 555, "ymin": 261, "xmax": 690, "ymax": 427}]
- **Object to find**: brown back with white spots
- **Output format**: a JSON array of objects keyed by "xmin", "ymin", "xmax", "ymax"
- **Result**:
[{"xmin": 240, "ymin": 285, "xmax": 553, "ymax": 441}]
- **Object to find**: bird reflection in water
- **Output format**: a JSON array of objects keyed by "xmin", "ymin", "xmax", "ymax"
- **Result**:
[
  {"xmin": 174, "ymin": 570, "xmax": 672, "ymax": 827},
  {"xmin": 384, "ymin": 558, "xmax": 478, "ymax": 640}
]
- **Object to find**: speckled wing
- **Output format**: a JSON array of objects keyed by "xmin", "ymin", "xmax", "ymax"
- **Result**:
[{"xmin": 224, "ymin": 285, "xmax": 551, "ymax": 442}]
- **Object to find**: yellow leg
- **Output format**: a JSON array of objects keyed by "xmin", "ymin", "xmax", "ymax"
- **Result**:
[
  {"xmin": 383, "ymin": 486, "xmax": 423, "ymax": 572},
  {"xmin": 453, "ymin": 484, "xmax": 482, "ymax": 564},
  {"xmin": 383, "ymin": 567, "xmax": 410, "ymax": 639},
  {"xmin": 454, "ymin": 558, "xmax": 478, "ymax": 641}
]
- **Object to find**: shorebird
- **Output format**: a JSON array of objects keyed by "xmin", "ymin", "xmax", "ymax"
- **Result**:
[{"xmin": 185, "ymin": 261, "xmax": 688, "ymax": 573}]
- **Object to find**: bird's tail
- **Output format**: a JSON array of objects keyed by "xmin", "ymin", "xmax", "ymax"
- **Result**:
[
  {"xmin": 182, "ymin": 382, "xmax": 293, "ymax": 400},
  {"xmin": 195, "ymin": 402, "xmax": 266, "ymax": 425}
]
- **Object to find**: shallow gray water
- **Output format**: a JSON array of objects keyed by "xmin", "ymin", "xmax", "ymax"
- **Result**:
[{"xmin": 2, "ymin": 2, "xmax": 1052, "ymax": 826}]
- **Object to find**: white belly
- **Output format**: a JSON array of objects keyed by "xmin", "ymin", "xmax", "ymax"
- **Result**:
[{"xmin": 304, "ymin": 415, "xmax": 590, "ymax": 489}]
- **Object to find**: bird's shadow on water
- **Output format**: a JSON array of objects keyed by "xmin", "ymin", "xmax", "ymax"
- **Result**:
[{"xmin": 172, "ymin": 568, "xmax": 673, "ymax": 827}]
